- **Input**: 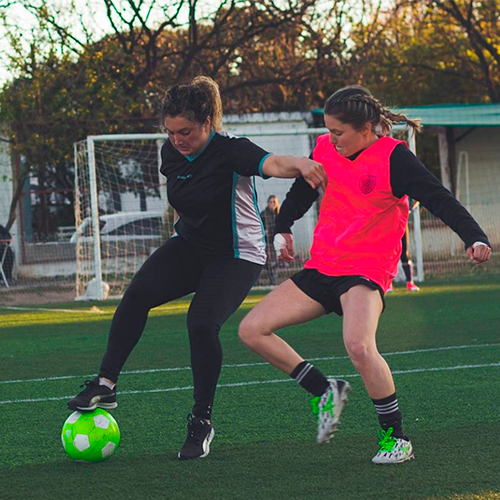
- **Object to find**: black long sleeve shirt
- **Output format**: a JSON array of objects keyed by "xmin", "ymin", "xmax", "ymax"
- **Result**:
[{"xmin": 275, "ymin": 143, "xmax": 490, "ymax": 249}]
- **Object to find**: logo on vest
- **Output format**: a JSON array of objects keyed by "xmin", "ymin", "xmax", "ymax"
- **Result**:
[{"xmin": 359, "ymin": 175, "xmax": 376, "ymax": 194}]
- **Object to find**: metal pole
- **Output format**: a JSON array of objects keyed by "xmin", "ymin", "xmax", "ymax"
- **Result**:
[
  {"xmin": 157, "ymin": 139, "xmax": 167, "ymax": 204},
  {"xmin": 73, "ymin": 142, "xmax": 81, "ymax": 299},
  {"xmin": 408, "ymin": 129, "xmax": 424, "ymax": 282},
  {"xmin": 86, "ymin": 137, "xmax": 105, "ymax": 300}
]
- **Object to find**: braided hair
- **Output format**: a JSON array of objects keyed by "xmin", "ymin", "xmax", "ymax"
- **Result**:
[
  {"xmin": 160, "ymin": 76, "xmax": 224, "ymax": 131},
  {"xmin": 324, "ymin": 85, "xmax": 421, "ymax": 136}
]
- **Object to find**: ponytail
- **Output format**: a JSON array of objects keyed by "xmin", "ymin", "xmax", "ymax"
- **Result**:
[{"xmin": 161, "ymin": 76, "xmax": 224, "ymax": 131}]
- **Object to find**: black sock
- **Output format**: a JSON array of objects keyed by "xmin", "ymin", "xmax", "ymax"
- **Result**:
[
  {"xmin": 371, "ymin": 393, "xmax": 407, "ymax": 439},
  {"xmin": 291, "ymin": 361, "xmax": 329, "ymax": 397}
]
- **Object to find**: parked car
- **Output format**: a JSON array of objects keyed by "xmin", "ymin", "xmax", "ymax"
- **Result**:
[{"xmin": 70, "ymin": 211, "xmax": 166, "ymax": 243}]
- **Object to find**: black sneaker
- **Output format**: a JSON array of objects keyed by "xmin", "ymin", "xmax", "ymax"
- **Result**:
[
  {"xmin": 178, "ymin": 414, "xmax": 215, "ymax": 460},
  {"xmin": 67, "ymin": 377, "xmax": 117, "ymax": 412}
]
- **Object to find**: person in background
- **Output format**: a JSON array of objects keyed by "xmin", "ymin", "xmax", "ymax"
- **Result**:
[
  {"xmin": 260, "ymin": 195, "xmax": 280, "ymax": 286},
  {"xmin": 387, "ymin": 218, "xmax": 419, "ymax": 293}
]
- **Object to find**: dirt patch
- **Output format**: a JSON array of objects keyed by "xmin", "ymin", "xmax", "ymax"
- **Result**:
[{"xmin": 0, "ymin": 286, "xmax": 76, "ymax": 306}]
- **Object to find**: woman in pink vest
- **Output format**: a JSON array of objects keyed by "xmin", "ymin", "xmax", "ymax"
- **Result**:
[{"xmin": 239, "ymin": 85, "xmax": 491, "ymax": 465}]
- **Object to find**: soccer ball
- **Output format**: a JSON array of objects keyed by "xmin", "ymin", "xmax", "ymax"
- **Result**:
[{"xmin": 61, "ymin": 409, "xmax": 120, "ymax": 463}]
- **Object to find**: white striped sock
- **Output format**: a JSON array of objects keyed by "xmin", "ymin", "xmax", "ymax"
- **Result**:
[
  {"xmin": 295, "ymin": 363, "xmax": 313, "ymax": 383},
  {"xmin": 374, "ymin": 399, "xmax": 399, "ymax": 415}
]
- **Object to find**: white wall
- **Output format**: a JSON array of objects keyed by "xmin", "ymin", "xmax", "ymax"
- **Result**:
[
  {"xmin": 453, "ymin": 127, "xmax": 500, "ymax": 206},
  {"xmin": 0, "ymin": 130, "xmax": 24, "ymax": 281},
  {"xmin": 0, "ymin": 131, "xmax": 21, "ymax": 261},
  {"xmin": 449, "ymin": 127, "xmax": 500, "ymax": 249},
  {"xmin": 225, "ymin": 113, "xmax": 318, "ymax": 253}
]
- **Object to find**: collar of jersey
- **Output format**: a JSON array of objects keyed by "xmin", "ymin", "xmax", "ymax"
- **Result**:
[
  {"xmin": 345, "ymin": 136, "xmax": 383, "ymax": 162},
  {"xmin": 184, "ymin": 130, "xmax": 216, "ymax": 162}
]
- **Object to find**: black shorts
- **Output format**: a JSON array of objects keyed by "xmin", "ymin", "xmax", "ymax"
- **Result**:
[{"xmin": 290, "ymin": 269, "xmax": 385, "ymax": 316}]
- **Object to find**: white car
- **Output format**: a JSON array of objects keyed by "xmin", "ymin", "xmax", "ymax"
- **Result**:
[{"xmin": 70, "ymin": 211, "xmax": 166, "ymax": 243}]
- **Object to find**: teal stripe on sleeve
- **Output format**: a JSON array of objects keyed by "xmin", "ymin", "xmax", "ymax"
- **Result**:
[{"xmin": 258, "ymin": 153, "xmax": 273, "ymax": 178}]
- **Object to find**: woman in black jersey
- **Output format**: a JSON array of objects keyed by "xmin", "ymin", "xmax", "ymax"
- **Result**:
[{"xmin": 68, "ymin": 76, "xmax": 326, "ymax": 460}]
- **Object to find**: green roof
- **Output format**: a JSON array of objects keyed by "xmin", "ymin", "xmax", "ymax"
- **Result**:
[{"xmin": 313, "ymin": 103, "xmax": 500, "ymax": 127}]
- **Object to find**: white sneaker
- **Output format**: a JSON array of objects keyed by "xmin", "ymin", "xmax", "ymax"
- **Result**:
[
  {"xmin": 310, "ymin": 379, "xmax": 351, "ymax": 444},
  {"xmin": 372, "ymin": 428, "xmax": 415, "ymax": 464}
]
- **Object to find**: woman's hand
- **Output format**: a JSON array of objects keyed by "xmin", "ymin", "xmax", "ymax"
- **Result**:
[
  {"xmin": 297, "ymin": 157, "xmax": 327, "ymax": 191},
  {"xmin": 466, "ymin": 243, "xmax": 491, "ymax": 265},
  {"xmin": 274, "ymin": 233, "xmax": 295, "ymax": 262}
]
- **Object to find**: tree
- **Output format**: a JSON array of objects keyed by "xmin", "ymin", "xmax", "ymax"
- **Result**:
[
  {"xmin": 5, "ymin": 0, "xmax": 439, "ymax": 237},
  {"xmin": 2, "ymin": 0, "xmax": 352, "ymax": 237},
  {"xmin": 424, "ymin": 0, "xmax": 500, "ymax": 102},
  {"xmin": 354, "ymin": 0, "xmax": 500, "ymax": 105}
]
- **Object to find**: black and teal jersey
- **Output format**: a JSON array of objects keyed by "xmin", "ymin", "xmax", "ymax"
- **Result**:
[{"xmin": 160, "ymin": 131, "xmax": 271, "ymax": 265}]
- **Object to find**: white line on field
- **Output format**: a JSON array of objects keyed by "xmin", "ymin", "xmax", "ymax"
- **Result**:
[
  {"xmin": 1, "ymin": 342, "xmax": 499, "ymax": 385},
  {"xmin": 0, "ymin": 299, "xmax": 263, "ymax": 315},
  {"xmin": 1, "ymin": 361, "xmax": 500, "ymax": 406},
  {"xmin": 0, "ymin": 306, "xmax": 108, "ymax": 314}
]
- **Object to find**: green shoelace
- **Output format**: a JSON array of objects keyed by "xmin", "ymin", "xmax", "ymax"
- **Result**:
[
  {"xmin": 376, "ymin": 427, "xmax": 397, "ymax": 452},
  {"xmin": 309, "ymin": 393, "xmax": 334, "ymax": 418}
]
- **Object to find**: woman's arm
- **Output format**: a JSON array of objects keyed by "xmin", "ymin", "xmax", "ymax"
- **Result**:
[
  {"xmin": 262, "ymin": 155, "xmax": 327, "ymax": 190},
  {"xmin": 390, "ymin": 145, "xmax": 491, "ymax": 264}
]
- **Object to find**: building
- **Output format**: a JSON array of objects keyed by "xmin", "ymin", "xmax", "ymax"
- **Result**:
[{"xmin": 400, "ymin": 103, "xmax": 500, "ymax": 255}]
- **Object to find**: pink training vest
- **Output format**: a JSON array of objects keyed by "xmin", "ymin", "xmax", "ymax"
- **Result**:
[{"xmin": 304, "ymin": 134, "xmax": 409, "ymax": 292}]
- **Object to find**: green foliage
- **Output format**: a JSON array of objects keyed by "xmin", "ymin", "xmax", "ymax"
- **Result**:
[{"xmin": 356, "ymin": 1, "xmax": 500, "ymax": 105}]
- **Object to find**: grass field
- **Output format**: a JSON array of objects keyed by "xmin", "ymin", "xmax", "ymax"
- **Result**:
[{"xmin": 1, "ymin": 277, "xmax": 500, "ymax": 500}]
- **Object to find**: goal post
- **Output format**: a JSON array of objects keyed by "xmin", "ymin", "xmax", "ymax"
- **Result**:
[
  {"xmin": 407, "ymin": 130, "xmax": 424, "ymax": 283},
  {"xmin": 74, "ymin": 134, "xmax": 171, "ymax": 300}
]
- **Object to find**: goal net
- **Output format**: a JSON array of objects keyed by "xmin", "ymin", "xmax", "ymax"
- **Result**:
[{"xmin": 74, "ymin": 137, "xmax": 170, "ymax": 300}]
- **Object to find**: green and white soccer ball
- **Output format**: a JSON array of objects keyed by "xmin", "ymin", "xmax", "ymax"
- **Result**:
[{"xmin": 61, "ymin": 409, "xmax": 120, "ymax": 463}]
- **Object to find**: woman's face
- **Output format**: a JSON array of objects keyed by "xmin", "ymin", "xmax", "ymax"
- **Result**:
[
  {"xmin": 164, "ymin": 115, "xmax": 212, "ymax": 156},
  {"xmin": 324, "ymin": 114, "xmax": 376, "ymax": 157},
  {"xmin": 267, "ymin": 197, "xmax": 278, "ymax": 210}
]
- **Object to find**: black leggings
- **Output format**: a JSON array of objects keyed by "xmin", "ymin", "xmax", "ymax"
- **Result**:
[
  {"xmin": 400, "ymin": 228, "xmax": 413, "ymax": 282},
  {"xmin": 401, "ymin": 229, "xmax": 409, "ymax": 265},
  {"xmin": 99, "ymin": 236, "xmax": 262, "ymax": 419}
]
